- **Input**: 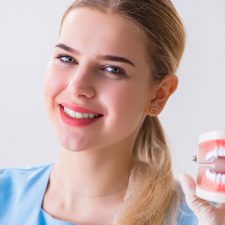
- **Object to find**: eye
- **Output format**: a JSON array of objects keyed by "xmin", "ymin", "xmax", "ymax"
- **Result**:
[
  {"xmin": 103, "ymin": 65, "xmax": 126, "ymax": 77},
  {"xmin": 56, "ymin": 54, "xmax": 76, "ymax": 64}
]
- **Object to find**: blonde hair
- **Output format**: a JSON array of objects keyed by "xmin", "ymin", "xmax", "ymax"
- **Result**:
[{"xmin": 60, "ymin": 1, "xmax": 186, "ymax": 224}]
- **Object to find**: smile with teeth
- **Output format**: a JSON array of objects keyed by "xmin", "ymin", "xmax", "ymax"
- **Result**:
[{"xmin": 63, "ymin": 107, "xmax": 100, "ymax": 119}]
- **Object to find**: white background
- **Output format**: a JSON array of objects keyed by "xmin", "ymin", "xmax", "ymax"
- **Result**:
[{"xmin": 0, "ymin": 0, "xmax": 225, "ymax": 178}]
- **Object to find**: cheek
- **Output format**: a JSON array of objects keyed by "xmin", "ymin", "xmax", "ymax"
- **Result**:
[
  {"xmin": 102, "ymin": 82, "xmax": 149, "ymax": 121},
  {"xmin": 120, "ymin": 85, "xmax": 149, "ymax": 112},
  {"xmin": 43, "ymin": 66, "xmax": 67, "ymax": 114},
  {"xmin": 44, "ymin": 67, "xmax": 66, "ymax": 100}
]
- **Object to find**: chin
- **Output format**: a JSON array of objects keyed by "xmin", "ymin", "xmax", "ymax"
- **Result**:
[
  {"xmin": 59, "ymin": 139, "xmax": 86, "ymax": 152},
  {"xmin": 58, "ymin": 135, "xmax": 96, "ymax": 152}
]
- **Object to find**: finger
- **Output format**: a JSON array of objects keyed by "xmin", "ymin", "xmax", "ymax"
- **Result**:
[
  {"xmin": 217, "ymin": 203, "xmax": 225, "ymax": 209},
  {"xmin": 179, "ymin": 173, "xmax": 196, "ymax": 198},
  {"xmin": 179, "ymin": 173, "xmax": 225, "ymax": 225},
  {"xmin": 179, "ymin": 173, "xmax": 213, "ymax": 217}
]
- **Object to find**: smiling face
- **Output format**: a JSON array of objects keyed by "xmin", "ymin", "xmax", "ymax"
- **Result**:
[{"xmin": 44, "ymin": 7, "xmax": 157, "ymax": 152}]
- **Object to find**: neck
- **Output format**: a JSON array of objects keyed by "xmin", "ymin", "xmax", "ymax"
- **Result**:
[{"xmin": 52, "ymin": 143, "xmax": 133, "ymax": 198}]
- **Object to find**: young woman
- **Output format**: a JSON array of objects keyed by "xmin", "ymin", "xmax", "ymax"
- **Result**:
[{"xmin": 0, "ymin": 0, "xmax": 224, "ymax": 225}]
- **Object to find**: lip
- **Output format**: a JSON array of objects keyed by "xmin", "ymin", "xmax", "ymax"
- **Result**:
[
  {"xmin": 60, "ymin": 103, "xmax": 103, "ymax": 115},
  {"xmin": 59, "ymin": 105, "xmax": 103, "ymax": 127}
]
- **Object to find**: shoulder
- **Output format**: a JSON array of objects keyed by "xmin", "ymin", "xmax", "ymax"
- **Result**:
[
  {"xmin": 176, "ymin": 182, "xmax": 198, "ymax": 225},
  {"xmin": 0, "ymin": 163, "xmax": 54, "ymax": 186},
  {"xmin": 0, "ymin": 163, "xmax": 54, "ymax": 222},
  {"xmin": 0, "ymin": 163, "xmax": 53, "ymax": 196}
]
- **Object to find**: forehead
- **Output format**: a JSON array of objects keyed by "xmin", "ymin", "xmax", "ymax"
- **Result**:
[{"xmin": 59, "ymin": 7, "xmax": 150, "ymax": 67}]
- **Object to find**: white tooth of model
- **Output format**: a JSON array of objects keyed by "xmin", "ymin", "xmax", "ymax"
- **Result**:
[
  {"xmin": 216, "ymin": 174, "xmax": 222, "ymax": 184},
  {"xmin": 222, "ymin": 174, "xmax": 225, "ymax": 184}
]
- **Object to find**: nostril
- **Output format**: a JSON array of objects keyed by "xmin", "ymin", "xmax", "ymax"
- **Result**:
[{"xmin": 68, "ymin": 84, "xmax": 96, "ymax": 99}]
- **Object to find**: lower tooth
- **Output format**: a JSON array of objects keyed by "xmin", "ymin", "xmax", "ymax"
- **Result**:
[
  {"xmin": 216, "ymin": 174, "xmax": 222, "ymax": 184},
  {"xmin": 206, "ymin": 170, "xmax": 225, "ymax": 184},
  {"xmin": 222, "ymin": 175, "xmax": 225, "ymax": 184}
]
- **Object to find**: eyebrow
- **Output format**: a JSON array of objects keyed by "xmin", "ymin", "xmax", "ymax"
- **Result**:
[{"xmin": 55, "ymin": 43, "xmax": 136, "ymax": 67}]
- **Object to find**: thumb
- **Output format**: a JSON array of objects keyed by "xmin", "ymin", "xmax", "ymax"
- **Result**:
[
  {"xmin": 179, "ymin": 173, "xmax": 212, "ymax": 220},
  {"xmin": 179, "ymin": 173, "xmax": 196, "ymax": 198}
]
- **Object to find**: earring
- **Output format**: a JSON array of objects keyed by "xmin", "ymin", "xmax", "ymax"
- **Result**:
[{"xmin": 150, "ymin": 108, "xmax": 158, "ymax": 115}]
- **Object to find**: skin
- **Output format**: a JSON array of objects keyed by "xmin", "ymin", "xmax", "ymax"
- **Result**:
[{"xmin": 43, "ymin": 7, "xmax": 177, "ymax": 225}]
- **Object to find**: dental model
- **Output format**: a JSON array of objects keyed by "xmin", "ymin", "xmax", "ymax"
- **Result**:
[{"xmin": 194, "ymin": 130, "xmax": 225, "ymax": 203}]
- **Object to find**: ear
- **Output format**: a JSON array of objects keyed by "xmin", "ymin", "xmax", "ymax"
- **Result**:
[{"xmin": 147, "ymin": 74, "xmax": 178, "ymax": 116}]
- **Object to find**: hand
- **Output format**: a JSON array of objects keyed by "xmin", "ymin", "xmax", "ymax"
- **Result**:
[{"xmin": 179, "ymin": 173, "xmax": 225, "ymax": 225}]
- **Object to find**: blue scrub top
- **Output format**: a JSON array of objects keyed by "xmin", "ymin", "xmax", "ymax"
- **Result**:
[{"xmin": 0, "ymin": 164, "xmax": 198, "ymax": 225}]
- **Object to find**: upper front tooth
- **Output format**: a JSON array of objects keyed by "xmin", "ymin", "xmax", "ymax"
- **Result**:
[
  {"xmin": 89, "ymin": 114, "xmax": 95, "ymax": 118},
  {"xmin": 83, "ymin": 113, "xmax": 89, "ymax": 119},
  {"xmin": 76, "ymin": 112, "xmax": 83, "ymax": 118},
  {"xmin": 64, "ymin": 108, "xmax": 76, "ymax": 116},
  {"xmin": 64, "ymin": 107, "xmax": 98, "ymax": 119}
]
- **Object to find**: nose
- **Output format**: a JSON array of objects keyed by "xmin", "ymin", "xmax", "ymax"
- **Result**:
[{"xmin": 67, "ymin": 66, "xmax": 96, "ymax": 99}]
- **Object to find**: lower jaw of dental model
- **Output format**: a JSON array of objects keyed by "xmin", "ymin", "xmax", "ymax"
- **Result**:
[{"xmin": 196, "ymin": 139, "xmax": 225, "ymax": 203}]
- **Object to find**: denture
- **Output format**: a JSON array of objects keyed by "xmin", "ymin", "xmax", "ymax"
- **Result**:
[{"xmin": 196, "ymin": 130, "xmax": 225, "ymax": 203}]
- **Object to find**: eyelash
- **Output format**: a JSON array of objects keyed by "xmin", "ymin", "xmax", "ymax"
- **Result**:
[
  {"xmin": 56, "ymin": 54, "xmax": 77, "ymax": 64},
  {"xmin": 55, "ymin": 54, "xmax": 127, "ymax": 77},
  {"xmin": 101, "ymin": 65, "xmax": 126, "ymax": 76}
]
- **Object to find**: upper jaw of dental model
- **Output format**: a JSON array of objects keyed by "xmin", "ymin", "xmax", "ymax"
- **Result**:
[{"xmin": 205, "ymin": 147, "xmax": 225, "ymax": 162}]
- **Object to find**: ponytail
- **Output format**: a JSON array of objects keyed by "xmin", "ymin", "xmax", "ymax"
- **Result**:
[{"xmin": 114, "ymin": 116, "xmax": 179, "ymax": 225}]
